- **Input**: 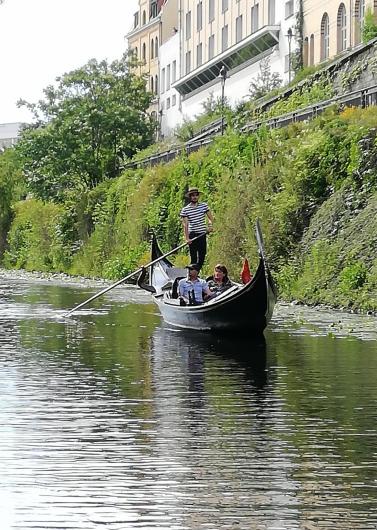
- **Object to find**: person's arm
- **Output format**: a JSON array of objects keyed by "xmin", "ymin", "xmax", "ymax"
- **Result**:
[
  {"xmin": 181, "ymin": 216, "xmax": 192, "ymax": 243},
  {"xmin": 203, "ymin": 281, "xmax": 213, "ymax": 300},
  {"xmin": 206, "ymin": 209, "xmax": 214, "ymax": 232}
]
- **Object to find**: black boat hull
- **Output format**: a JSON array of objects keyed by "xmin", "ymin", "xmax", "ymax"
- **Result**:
[{"xmin": 144, "ymin": 224, "xmax": 277, "ymax": 334}]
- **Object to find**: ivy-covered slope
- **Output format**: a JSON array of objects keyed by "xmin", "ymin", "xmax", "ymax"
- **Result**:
[{"xmin": 3, "ymin": 106, "xmax": 377, "ymax": 312}]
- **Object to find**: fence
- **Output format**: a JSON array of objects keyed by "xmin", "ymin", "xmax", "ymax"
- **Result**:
[{"xmin": 123, "ymin": 83, "xmax": 377, "ymax": 170}]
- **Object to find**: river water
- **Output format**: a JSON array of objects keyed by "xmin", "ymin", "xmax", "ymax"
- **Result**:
[{"xmin": 0, "ymin": 272, "xmax": 376, "ymax": 530}]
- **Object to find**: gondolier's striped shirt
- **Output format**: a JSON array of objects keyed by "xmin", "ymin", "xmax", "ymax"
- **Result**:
[{"xmin": 180, "ymin": 202, "xmax": 209, "ymax": 234}]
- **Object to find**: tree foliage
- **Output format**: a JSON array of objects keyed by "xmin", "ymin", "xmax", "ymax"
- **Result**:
[
  {"xmin": 248, "ymin": 57, "xmax": 282, "ymax": 101},
  {"xmin": 0, "ymin": 149, "xmax": 24, "ymax": 257},
  {"xmin": 16, "ymin": 54, "xmax": 155, "ymax": 202},
  {"xmin": 362, "ymin": 8, "xmax": 377, "ymax": 43}
]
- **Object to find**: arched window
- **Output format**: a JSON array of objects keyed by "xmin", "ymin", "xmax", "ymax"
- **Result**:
[
  {"xmin": 337, "ymin": 4, "xmax": 347, "ymax": 52},
  {"xmin": 155, "ymin": 37, "xmax": 159, "ymax": 57},
  {"xmin": 354, "ymin": 0, "xmax": 366, "ymax": 44},
  {"xmin": 303, "ymin": 37, "xmax": 309, "ymax": 66},
  {"xmin": 151, "ymin": 76, "xmax": 154, "ymax": 93},
  {"xmin": 142, "ymin": 10, "xmax": 146, "ymax": 24},
  {"xmin": 142, "ymin": 42, "xmax": 146, "ymax": 61},
  {"xmin": 310, "ymin": 34, "xmax": 315, "ymax": 65},
  {"xmin": 134, "ymin": 46, "xmax": 138, "ymax": 59},
  {"xmin": 151, "ymin": 38, "xmax": 154, "ymax": 59},
  {"xmin": 320, "ymin": 13, "xmax": 330, "ymax": 60},
  {"xmin": 155, "ymin": 74, "xmax": 158, "ymax": 94}
]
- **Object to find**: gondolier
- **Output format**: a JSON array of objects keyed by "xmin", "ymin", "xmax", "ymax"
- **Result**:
[{"xmin": 180, "ymin": 187, "xmax": 214, "ymax": 271}]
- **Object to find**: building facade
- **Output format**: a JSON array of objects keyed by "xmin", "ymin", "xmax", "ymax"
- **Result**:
[
  {"xmin": 128, "ymin": 0, "xmax": 300, "ymax": 136},
  {"xmin": 127, "ymin": 0, "xmax": 162, "ymax": 118},
  {"xmin": 127, "ymin": 0, "xmax": 180, "ymax": 135},
  {"xmin": 0, "ymin": 122, "xmax": 23, "ymax": 151},
  {"xmin": 172, "ymin": 0, "xmax": 298, "ymax": 125},
  {"xmin": 302, "ymin": 0, "xmax": 377, "ymax": 66}
]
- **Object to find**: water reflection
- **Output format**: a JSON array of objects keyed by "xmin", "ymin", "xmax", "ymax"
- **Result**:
[{"xmin": 0, "ymin": 275, "xmax": 376, "ymax": 529}]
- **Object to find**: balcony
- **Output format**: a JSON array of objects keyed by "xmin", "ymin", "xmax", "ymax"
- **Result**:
[{"xmin": 173, "ymin": 25, "xmax": 280, "ymax": 96}]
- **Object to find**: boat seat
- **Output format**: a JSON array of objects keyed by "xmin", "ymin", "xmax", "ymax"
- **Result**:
[
  {"xmin": 166, "ymin": 267, "xmax": 187, "ymax": 280},
  {"xmin": 171, "ymin": 276, "xmax": 185, "ymax": 298}
]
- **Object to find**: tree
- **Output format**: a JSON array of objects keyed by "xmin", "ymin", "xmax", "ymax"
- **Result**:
[
  {"xmin": 0, "ymin": 149, "xmax": 24, "ymax": 257},
  {"xmin": 248, "ymin": 57, "xmax": 282, "ymax": 101},
  {"xmin": 16, "ymin": 54, "xmax": 155, "ymax": 202}
]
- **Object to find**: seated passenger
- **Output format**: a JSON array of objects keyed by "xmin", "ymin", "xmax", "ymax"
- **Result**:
[
  {"xmin": 178, "ymin": 263, "xmax": 212, "ymax": 305},
  {"xmin": 206, "ymin": 264, "xmax": 233, "ymax": 298}
]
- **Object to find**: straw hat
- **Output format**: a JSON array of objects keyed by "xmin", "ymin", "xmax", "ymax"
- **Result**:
[{"xmin": 185, "ymin": 187, "xmax": 201, "ymax": 198}]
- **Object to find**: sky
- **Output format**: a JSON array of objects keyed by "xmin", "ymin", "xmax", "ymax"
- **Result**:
[{"xmin": 0, "ymin": 0, "xmax": 138, "ymax": 124}]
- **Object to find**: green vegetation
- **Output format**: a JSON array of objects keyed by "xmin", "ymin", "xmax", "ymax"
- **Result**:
[
  {"xmin": 16, "ymin": 53, "xmax": 155, "ymax": 203},
  {"xmin": 362, "ymin": 8, "xmax": 377, "ymax": 43},
  {"xmin": 1, "ymin": 52, "xmax": 377, "ymax": 313}
]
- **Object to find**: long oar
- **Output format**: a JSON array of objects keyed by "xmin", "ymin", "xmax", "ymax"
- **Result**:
[{"xmin": 66, "ymin": 234, "xmax": 205, "ymax": 316}]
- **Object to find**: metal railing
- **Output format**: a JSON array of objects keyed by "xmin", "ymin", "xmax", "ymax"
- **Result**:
[{"xmin": 123, "ymin": 83, "xmax": 377, "ymax": 170}]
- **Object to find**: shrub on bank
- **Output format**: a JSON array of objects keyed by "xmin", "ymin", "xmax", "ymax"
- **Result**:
[{"xmin": 2, "ymin": 106, "xmax": 377, "ymax": 311}]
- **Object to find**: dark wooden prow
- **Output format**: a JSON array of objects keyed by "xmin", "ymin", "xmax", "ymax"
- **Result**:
[{"xmin": 137, "ymin": 267, "xmax": 156, "ymax": 294}]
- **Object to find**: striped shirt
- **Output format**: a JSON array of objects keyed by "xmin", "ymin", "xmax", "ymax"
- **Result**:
[{"xmin": 180, "ymin": 202, "xmax": 209, "ymax": 233}]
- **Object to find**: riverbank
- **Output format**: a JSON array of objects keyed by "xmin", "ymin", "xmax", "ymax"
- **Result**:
[
  {"xmin": 1, "ymin": 267, "xmax": 376, "ymax": 341},
  {"xmin": 2, "ymin": 105, "xmax": 377, "ymax": 313}
]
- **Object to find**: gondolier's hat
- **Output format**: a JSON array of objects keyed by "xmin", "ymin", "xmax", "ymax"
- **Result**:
[
  {"xmin": 186, "ymin": 263, "xmax": 200, "ymax": 271},
  {"xmin": 185, "ymin": 187, "xmax": 201, "ymax": 198}
]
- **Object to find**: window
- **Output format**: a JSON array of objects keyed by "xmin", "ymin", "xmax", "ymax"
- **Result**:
[
  {"xmin": 172, "ymin": 94, "xmax": 176, "ymax": 106},
  {"xmin": 303, "ymin": 36, "xmax": 309, "ymax": 66},
  {"xmin": 222, "ymin": 25, "xmax": 228, "ymax": 51},
  {"xmin": 310, "ymin": 34, "xmax": 314, "ymax": 65},
  {"xmin": 337, "ymin": 3, "xmax": 347, "ymax": 52},
  {"xmin": 161, "ymin": 68, "xmax": 165, "ymax": 93},
  {"xmin": 197, "ymin": 42, "xmax": 203, "ymax": 66},
  {"xmin": 209, "ymin": 0, "xmax": 215, "ymax": 22},
  {"xmin": 208, "ymin": 34, "xmax": 215, "ymax": 60},
  {"xmin": 268, "ymin": 0, "xmax": 275, "ymax": 24},
  {"xmin": 186, "ymin": 11, "xmax": 192, "ymax": 39},
  {"xmin": 320, "ymin": 13, "xmax": 330, "ymax": 60},
  {"xmin": 151, "ymin": 38, "xmax": 154, "ymax": 59},
  {"xmin": 142, "ymin": 10, "xmax": 146, "ymax": 24},
  {"xmin": 185, "ymin": 50, "xmax": 191, "ymax": 74},
  {"xmin": 142, "ymin": 42, "xmax": 146, "ymax": 61},
  {"xmin": 236, "ymin": 15, "xmax": 243, "ymax": 43},
  {"xmin": 150, "ymin": 76, "xmax": 154, "ymax": 93},
  {"xmin": 355, "ymin": 0, "xmax": 366, "ymax": 44},
  {"xmin": 197, "ymin": 2, "xmax": 203, "ymax": 31},
  {"xmin": 285, "ymin": 0, "xmax": 294, "ymax": 18},
  {"xmin": 133, "ymin": 11, "xmax": 139, "ymax": 28},
  {"xmin": 155, "ymin": 37, "xmax": 158, "ymax": 57},
  {"xmin": 167, "ymin": 97, "xmax": 171, "ymax": 109},
  {"xmin": 167, "ymin": 64, "xmax": 171, "ymax": 90},
  {"xmin": 150, "ymin": 1, "xmax": 157, "ymax": 19},
  {"xmin": 172, "ymin": 60, "xmax": 177, "ymax": 82},
  {"xmin": 155, "ymin": 75, "xmax": 158, "ymax": 94},
  {"xmin": 222, "ymin": 0, "xmax": 228, "ymax": 13},
  {"xmin": 251, "ymin": 4, "xmax": 259, "ymax": 33}
]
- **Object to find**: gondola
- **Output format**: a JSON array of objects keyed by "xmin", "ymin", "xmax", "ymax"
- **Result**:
[{"xmin": 138, "ymin": 221, "xmax": 277, "ymax": 334}]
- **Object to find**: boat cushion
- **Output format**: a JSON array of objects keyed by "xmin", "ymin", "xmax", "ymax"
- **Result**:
[{"xmin": 166, "ymin": 267, "xmax": 187, "ymax": 280}]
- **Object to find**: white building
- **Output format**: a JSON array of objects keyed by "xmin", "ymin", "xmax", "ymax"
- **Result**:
[
  {"xmin": 172, "ymin": 0, "xmax": 298, "ymax": 126},
  {"xmin": 159, "ymin": 32, "xmax": 183, "ymax": 136},
  {"xmin": 0, "ymin": 122, "xmax": 23, "ymax": 150}
]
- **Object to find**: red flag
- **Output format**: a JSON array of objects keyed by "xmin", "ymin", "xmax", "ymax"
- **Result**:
[{"xmin": 241, "ymin": 258, "xmax": 252, "ymax": 284}]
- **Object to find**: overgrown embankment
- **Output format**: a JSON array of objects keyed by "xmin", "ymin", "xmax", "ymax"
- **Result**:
[{"xmin": 2, "ymin": 105, "xmax": 377, "ymax": 312}]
